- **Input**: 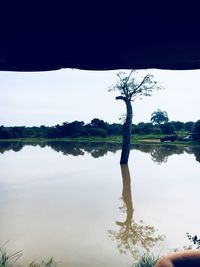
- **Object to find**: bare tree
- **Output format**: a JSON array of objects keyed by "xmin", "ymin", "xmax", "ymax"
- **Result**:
[{"xmin": 109, "ymin": 70, "xmax": 162, "ymax": 164}]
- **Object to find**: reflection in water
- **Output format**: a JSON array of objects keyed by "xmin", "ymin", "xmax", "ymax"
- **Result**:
[
  {"xmin": 1, "ymin": 141, "xmax": 200, "ymax": 164},
  {"xmin": 150, "ymin": 146, "xmax": 184, "ymax": 164},
  {"xmin": 0, "ymin": 141, "xmax": 121, "ymax": 158},
  {"xmin": 117, "ymin": 165, "xmax": 133, "ymax": 226},
  {"xmin": 49, "ymin": 141, "xmax": 122, "ymax": 158},
  {"xmin": 191, "ymin": 146, "xmax": 200, "ymax": 163},
  {"xmin": 136, "ymin": 144, "xmax": 186, "ymax": 164},
  {"xmin": 108, "ymin": 164, "xmax": 164, "ymax": 259},
  {"xmin": 1, "ymin": 141, "xmax": 200, "ymax": 266},
  {"xmin": 0, "ymin": 141, "xmax": 24, "ymax": 153}
]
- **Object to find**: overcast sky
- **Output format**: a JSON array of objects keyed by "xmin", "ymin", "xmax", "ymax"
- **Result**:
[{"xmin": 0, "ymin": 68, "xmax": 199, "ymax": 126}]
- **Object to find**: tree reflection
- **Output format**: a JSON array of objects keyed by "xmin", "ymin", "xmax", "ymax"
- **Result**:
[
  {"xmin": 82, "ymin": 142, "xmax": 120, "ymax": 158},
  {"xmin": 48, "ymin": 142, "xmax": 85, "ymax": 156},
  {"xmin": 1, "ymin": 142, "xmax": 200, "ymax": 165},
  {"xmin": 0, "ymin": 142, "xmax": 24, "ymax": 153},
  {"xmin": 0, "ymin": 141, "xmax": 121, "ymax": 158},
  {"xmin": 150, "ymin": 145, "xmax": 184, "ymax": 164},
  {"xmin": 108, "ymin": 164, "xmax": 164, "ymax": 259},
  {"xmin": 191, "ymin": 146, "xmax": 200, "ymax": 163},
  {"xmin": 136, "ymin": 144, "xmax": 185, "ymax": 164}
]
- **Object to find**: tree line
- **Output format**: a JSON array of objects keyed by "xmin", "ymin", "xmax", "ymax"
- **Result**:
[{"xmin": 0, "ymin": 118, "xmax": 198, "ymax": 140}]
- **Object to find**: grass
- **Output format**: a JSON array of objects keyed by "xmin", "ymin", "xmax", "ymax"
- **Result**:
[
  {"xmin": 0, "ymin": 136, "xmax": 123, "ymax": 144},
  {"xmin": 0, "ymin": 132, "xmax": 199, "ymax": 146},
  {"xmin": 0, "ymin": 134, "xmax": 195, "ymax": 142},
  {"xmin": 0, "ymin": 247, "xmax": 22, "ymax": 267},
  {"xmin": 0, "ymin": 246, "xmax": 160, "ymax": 267},
  {"xmin": 132, "ymin": 254, "xmax": 159, "ymax": 267},
  {"xmin": 28, "ymin": 258, "xmax": 57, "ymax": 267},
  {"xmin": 0, "ymin": 247, "xmax": 57, "ymax": 267}
]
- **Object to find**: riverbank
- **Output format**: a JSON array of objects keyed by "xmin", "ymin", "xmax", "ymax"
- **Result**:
[{"xmin": 0, "ymin": 134, "xmax": 199, "ymax": 146}]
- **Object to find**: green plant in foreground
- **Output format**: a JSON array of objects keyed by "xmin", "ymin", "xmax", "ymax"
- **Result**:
[
  {"xmin": 0, "ymin": 247, "xmax": 57, "ymax": 267},
  {"xmin": 132, "ymin": 254, "xmax": 159, "ymax": 267},
  {"xmin": 28, "ymin": 258, "xmax": 57, "ymax": 267},
  {"xmin": 0, "ymin": 247, "xmax": 22, "ymax": 267}
]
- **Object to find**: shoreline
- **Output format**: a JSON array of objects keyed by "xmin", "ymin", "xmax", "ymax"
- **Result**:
[{"xmin": 0, "ymin": 136, "xmax": 199, "ymax": 146}]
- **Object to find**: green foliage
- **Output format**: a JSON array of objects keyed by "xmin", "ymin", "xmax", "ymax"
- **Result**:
[
  {"xmin": 0, "ymin": 247, "xmax": 22, "ymax": 267},
  {"xmin": 0, "ymin": 126, "xmax": 12, "ymax": 139},
  {"xmin": 132, "ymin": 123, "xmax": 154, "ymax": 134},
  {"xmin": 90, "ymin": 118, "xmax": 108, "ymax": 129},
  {"xmin": 0, "ymin": 247, "xmax": 57, "ymax": 267},
  {"xmin": 28, "ymin": 258, "xmax": 57, "ymax": 267},
  {"xmin": 132, "ymin": 254, "xmax": 159, "ymax": 267},
  {"xmin": 160, "ymin": 122, "xmax": 175, "ymax": 134},
  {"xmin": 151, "ymin": 110, "xmax": 169, "ymax": 125},
  {"xmin": 170, "ymin": 121, "xmax": 184, "ymax": 131},
  {"xmin": 184, "ymin": 121, "xmax": 195, "ymax": 132},
  {"xmin": 0, "ymin": 119, "xmax": 197, "ymax": 140},
  {"xmin": 193, "ymin": 120, "xmax": 200, "ymax": 139}
]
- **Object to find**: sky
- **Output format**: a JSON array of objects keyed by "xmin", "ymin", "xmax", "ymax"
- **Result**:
[{"xmin": 0, "ymin": 68, "xmax": 200, "ymax": 126}]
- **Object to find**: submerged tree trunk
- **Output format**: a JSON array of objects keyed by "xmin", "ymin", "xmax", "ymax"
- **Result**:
[{"xmin": 120, "ymin": 100, "xmax": 133, "ymax": 164}]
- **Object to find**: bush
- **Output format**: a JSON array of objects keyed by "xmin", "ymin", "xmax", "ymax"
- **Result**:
[
  {"xmin": 160, "ymin": 123, "xmax": 174, "ymax": 134},
  {"xmin": 87, "ymin": 128, "xmax": 108, "ymax": 137},
  {"xmin": 132, "ymin": 254, "xmax": 159, "ymax": 267}
]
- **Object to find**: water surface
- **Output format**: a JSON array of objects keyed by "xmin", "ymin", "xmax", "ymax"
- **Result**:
[{"xmin": 0, "ymin": 142, "xmax": 200, "ymax": 266}]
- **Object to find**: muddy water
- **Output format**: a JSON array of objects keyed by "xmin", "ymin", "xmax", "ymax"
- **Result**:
[{"xmin": 0, "ymin": 142, "xmax": 200, "ymax": 266}]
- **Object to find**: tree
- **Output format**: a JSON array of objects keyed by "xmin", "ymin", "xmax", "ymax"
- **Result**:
[
  {"xmin": 160, "ymin": 122, "xmax": 174, "ymax": 134},
  {"xmin": 151, "ymin": 109, "xmax": 169, "ymax": 126},
  {"xmin": 90, "ymin": 118, "xmax": 108, "ymax": 130},
  {"xmin": 192, "ymin": 120, "xmax": 200, "ymax": 139},
  {"xmin": 0, "ymin": 126, "xmax": 12, "ymax": 139},
  {"xmin": 171, "ymin": 121, "xmax": 184, "ymax": 131},
  {"xmin": 133, "ymin": 122, "xmax": 153, "ymax": 134},
  {"xmin": 109, "ymin": 71, "xmax": 162, "ymax": 164},
  {"xmin": 184, "ymin": 121, "xmax": 194, "ymax": 132}
]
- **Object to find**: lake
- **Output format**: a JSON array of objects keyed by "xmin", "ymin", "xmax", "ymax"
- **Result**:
[{"xmin": 0, "ymin": 142, "xmax": 200, "ymax": 266}]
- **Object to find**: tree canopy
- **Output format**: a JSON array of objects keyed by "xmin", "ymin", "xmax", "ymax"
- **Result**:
[
  {"xmin": 109, "ymin": 71, "xmax": 162, "ymax": 102},
  {"xmin": 151, "ymin": 109, "xmax": 169, "ymax": 125},
  {"xmin": 192, "ymin": 120, "xmax": 200, "ymax": 139}
]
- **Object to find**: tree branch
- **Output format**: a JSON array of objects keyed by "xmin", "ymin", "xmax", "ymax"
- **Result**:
[
  {"xmin": 126, "ymin": 69, "xmax": 134, "ymax": 85},
  {"xmin": 129, "ymin": 74, "xmax": 151, "ymax": 99},
  {"xmin": 117, "ymin": 70, "xmax": 134, "ymax": 97},
  {"xmin": 117, "ymin": 73, "xmax": 124, "ymax": 83},
  {"xmin": 116, "ymin": 96, "xmax": 126, "ymax": 101}
]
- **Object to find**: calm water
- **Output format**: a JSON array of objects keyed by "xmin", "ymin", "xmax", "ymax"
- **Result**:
[{"xmin": 0, "ymin": 142, "xmax": 200, "ymax": 266}]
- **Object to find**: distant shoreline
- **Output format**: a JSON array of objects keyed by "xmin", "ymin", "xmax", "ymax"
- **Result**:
[{"xmin": 0, "ymin": 136, "xmax": 199, "ymax": 146}]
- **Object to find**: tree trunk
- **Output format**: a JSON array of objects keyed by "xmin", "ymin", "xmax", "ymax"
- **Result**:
[{"xmin": 120, "ymin": 100, "xmax": 133, "ymax": 164}]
